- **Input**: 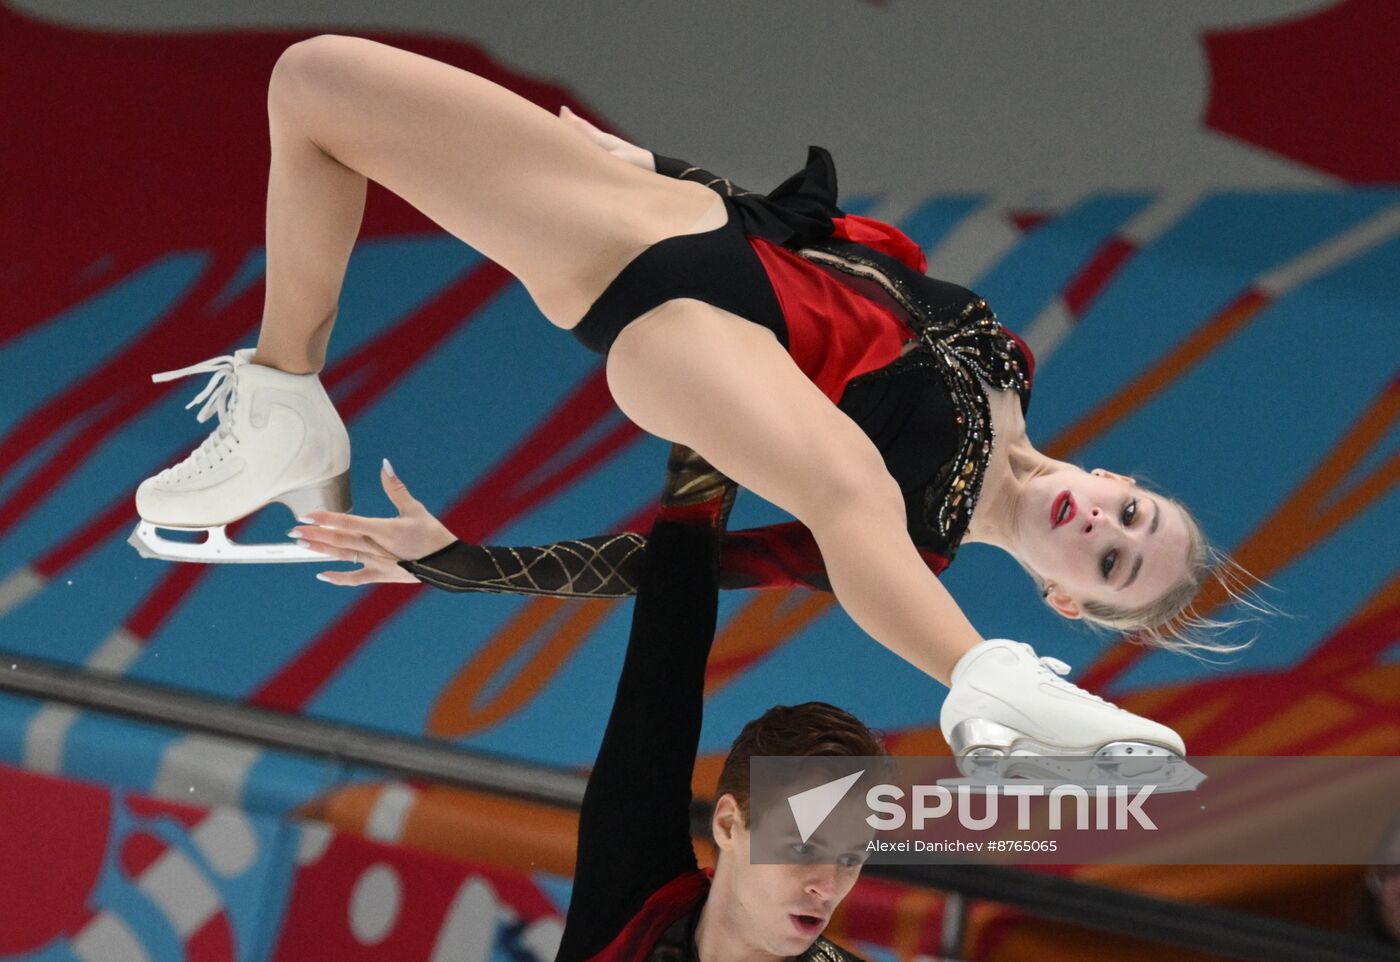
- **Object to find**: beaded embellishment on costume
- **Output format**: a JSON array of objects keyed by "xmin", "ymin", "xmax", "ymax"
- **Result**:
[
  {"xmin": 805, "ymin": 937, "xmax": 868, "ymax": 962},
  {"xmin": 797, "ymin": 245, "xmax": 1030, "ymax": 552}
]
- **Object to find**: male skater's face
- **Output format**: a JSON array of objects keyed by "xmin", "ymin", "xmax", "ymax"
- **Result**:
[{"xmin": 711, "ymin": 794, "xmax": 869, "ymax": 955}]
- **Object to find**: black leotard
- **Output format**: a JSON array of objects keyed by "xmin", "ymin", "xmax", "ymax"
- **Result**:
[
  {"xmin": 402, "ymin": 148, "xmax": 1033, "ymax": 597},
  {"xmin": 578, "ymin": 147, "xmax": 1031, "ymax": 567},
  {"xmin": 571, "ymin": 196, "xmax": 788, "ymax": 355}
]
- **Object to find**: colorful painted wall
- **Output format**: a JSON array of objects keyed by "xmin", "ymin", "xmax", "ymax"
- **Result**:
[{"xmin": 2, "ymin": 1, "xmax": 1398, "ymax": 959}]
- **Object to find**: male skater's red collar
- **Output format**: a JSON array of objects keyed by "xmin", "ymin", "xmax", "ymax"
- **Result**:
[
  {"xmin": 586, "ymin": 869, "xmax": 712, "ymax": 962},
  {"xmin": 586, "ymin": 867, "xmax": 868, "ymax": 962}
]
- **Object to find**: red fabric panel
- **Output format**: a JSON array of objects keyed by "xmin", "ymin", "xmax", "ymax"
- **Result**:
[
  {"xmin": 747, "ymin": 237, "xmax": 911, "ymax": 402},
  {"xmin": 830, "ymin": 214, "xmax": 928, "ymax": 272}
]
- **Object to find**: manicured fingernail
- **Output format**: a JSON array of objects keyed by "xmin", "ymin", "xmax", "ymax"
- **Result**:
[
  {"xmin": 296, "ymin": 540, "xmax": 311, "ymax": 549},
  {"xmin": 382, "ymin": 458, "xmax": 396, "ymax": 478},
  {"xmin": 315, "ymin": 573, "xmax": 333, "ymax": 583},
  {"xmin": 287, "ymin": 528, "xmax": 301, "ymax": 538},
  {"xmin": 297, "ymin": 516, "xmax": 315, "ymax": 524}
]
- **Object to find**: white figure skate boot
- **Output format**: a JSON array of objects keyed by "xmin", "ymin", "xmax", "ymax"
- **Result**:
[
  {"xmin": 129, "ymin": 349, "xmax": 350, "ymax": 563},
  {"xmin": 940, "ymin": 639, "xmax": 1203, "ymax": 793}
]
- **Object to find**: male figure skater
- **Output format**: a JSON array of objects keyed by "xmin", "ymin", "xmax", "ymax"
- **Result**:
[{"xmin": 554, "ymin": 449, "xmax": 881, "ymax": 962}]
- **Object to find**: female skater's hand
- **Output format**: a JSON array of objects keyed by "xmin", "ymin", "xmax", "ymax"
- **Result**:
[
  {"xmin": 292, "ymin": 459, "xmax": 456, "ymax": 586},
  {"xmin": 557, "ymin": 105, "xmax": 655, "ymax": 171}
]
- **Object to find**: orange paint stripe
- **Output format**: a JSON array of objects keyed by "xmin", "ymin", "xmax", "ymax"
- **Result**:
[
  {"xmin": 704, "ymin": 589, "xmax": 835, "ymax": 695},
  {"xmin": 1085, "ymin": 367, "xmax": 1400, "ymax": 692},
  {"xmin": 1230, "ymin": 377, "xmax": 1400, "ymax": 582},
  {"xmin": 1045, "ymin": 288, "xmax": 1269, "ymax": 460},
  {"xmin": 428, "ymin": 597, "xmax": 618, "ymax": 737}
]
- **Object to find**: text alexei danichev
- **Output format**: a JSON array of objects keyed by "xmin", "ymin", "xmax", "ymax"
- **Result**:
[{"xmin": 866, "ymin": 839, "xmax": 1060, "ymax": 853}]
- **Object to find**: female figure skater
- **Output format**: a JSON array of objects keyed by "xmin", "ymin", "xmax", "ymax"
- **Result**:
[{"xmin": 133, "ymin": 35, "xmax": 1216, "ymax": 770}]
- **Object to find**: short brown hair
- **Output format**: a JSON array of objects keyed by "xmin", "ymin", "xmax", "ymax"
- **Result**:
[{"xmin": 716, "ymin": 702, "xmax": 884, "ymax": 824}]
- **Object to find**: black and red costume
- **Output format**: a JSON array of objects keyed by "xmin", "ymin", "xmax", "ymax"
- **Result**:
[
  {"xmin": 553, "ymin": 517, "xmax": 862, "ymax": 962},
  {"xmin": 401, "ymin": 147, "xmax": 1035, "ymax": 596}
]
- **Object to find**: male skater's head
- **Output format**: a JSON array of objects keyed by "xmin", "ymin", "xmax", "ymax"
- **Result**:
[{"xmin": 703, "ymin": 701, "xmax": 885, "ymax": 957}]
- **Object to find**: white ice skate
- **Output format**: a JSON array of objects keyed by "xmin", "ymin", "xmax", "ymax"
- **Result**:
[
  {"xmin": 129, "ymin": 349, "xmax": 351, "ymax": 563},
  {"xmin": 939, "ymin": 639, "xmax": 1203, "ymax": 794}
]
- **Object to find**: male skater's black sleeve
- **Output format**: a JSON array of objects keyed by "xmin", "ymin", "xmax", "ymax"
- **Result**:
[{"xmin": 554, "ymin": 520, "xmax": 719, "ymax": 962}]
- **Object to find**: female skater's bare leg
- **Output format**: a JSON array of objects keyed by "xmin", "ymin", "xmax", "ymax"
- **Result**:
[
  {"xmin": 135, "ymin": 35, "xmax": 719, "ymax": 557},
  {"xmin": 252, "ymin": 34, "xmax": 722, "ymax": 372},
  {"xmin": 606, "ymin": 301, "xmax": 984, "ymax": 685}
]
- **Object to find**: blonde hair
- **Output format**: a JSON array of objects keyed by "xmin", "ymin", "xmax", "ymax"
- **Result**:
[{"xmin": 1022, "ymin": 496, "xmax": 1276, "ymax": 657}]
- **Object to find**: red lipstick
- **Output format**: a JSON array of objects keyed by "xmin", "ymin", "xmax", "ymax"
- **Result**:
[{"xmin": 1051, "ymin": 491, "xmax": 1076, "ymax": 529}]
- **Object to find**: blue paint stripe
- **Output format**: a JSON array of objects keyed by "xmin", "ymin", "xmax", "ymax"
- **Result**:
[
  {"xmin": 897, "ymin": 194, "xmax": 983, "ymax": 252},
  {"xmin": 0, "ymin": 253, "xmax": 208, "ymax": 439},
  {"xmin": 975, "ymin": 194, "xmax": 1151, "ymax": 330},
  {"xmin": 1032, "ymin": 190, "xmax": 1399, "ymax": 437}
]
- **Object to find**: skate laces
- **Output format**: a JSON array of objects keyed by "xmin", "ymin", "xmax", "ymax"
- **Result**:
[
  {"xmin": 1020, "ymin": 644, "xmax": 1114, "ymax": 708},
  {"xmin": 151, "ymin": 355, "xmax": 241, "ymax": 478}
]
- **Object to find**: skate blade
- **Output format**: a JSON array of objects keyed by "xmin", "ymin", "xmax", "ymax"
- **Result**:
[
  {"xmin": 946, "ymin": 719, "xmax": 1203, "ymax": 793},
  {"xmin": 940, "ymin": 754, "xmax": 1207, "ymax": 794},
  {"xmin": 128, "ymin": 521, "xmax": 330, "ymax": 564}
]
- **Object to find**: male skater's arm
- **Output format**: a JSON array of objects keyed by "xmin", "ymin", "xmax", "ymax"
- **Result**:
[{"xmin": 554, "ymin": 519, "xmax": 720, "ymax": 962}]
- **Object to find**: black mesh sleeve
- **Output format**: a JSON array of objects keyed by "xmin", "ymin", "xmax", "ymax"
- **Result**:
[
  {"xmin": 652, "ymin": 153, "xmax": 760, "ymax": 198},
  {"xmin": 398, "ymin": 534, "xmax": 647, "ymax": 597}
]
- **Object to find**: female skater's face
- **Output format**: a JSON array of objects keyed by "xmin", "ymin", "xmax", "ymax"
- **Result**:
[{"xmin": 1017, "ymin": 466, "xmax": 1192, "ymax": 617}]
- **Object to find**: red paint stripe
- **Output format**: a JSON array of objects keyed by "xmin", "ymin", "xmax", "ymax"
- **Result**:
[
  {"xmin": 837, "ymin": 875, "xmax": 914, "ymax": 946},
  {"xmin": 322, "ymin": 261, "xmax": 512, "ymax": 420},
  {"xmin": 620, "ymin": 506, "xmax": 656, "ymax": 532},
  {"xmin": 0, "ymin": 254, "xmax": 139, "ymax": 348},
  {"xmin": 125, "ymin": 558, "xmax": 208, "ymax": 641},
  {"xmin": 703, "ymin": 649, "xmax": 770, "ymax": 683},
  {"xmin": 1009, "ymin": 210, "xmax": 1052, "ymax": 233},
  {"xmin": 250, "ymin": 369, "xmax": 642, "ymax": 711},
  {"xmin": 37, "ymin": 497, "xmax": 138, "ymax": 576},
  {"xmin": 1295, "ymin": 597, "xmax": 1400, "ymax": 677},
  {"xmin": 119, "ymin": 830, "xmax": 168, "ymax": 878},
  {"xmin": 1074, "ymin": 643, "xmax": 1142, "ymax": 693},
  {"xmin": 31, "ymin": 258, "xmax": 505, "ymax": 646},
  {"xmin": 66, "ymin": 906, "xmax": 100, "ymax": 940},
  {"xmin": 187, "ymin": 912, "xmax": 236, "ymax": 962},
  {"xmin": 1178, "ymin": 602, "xmax": 1400, "ymax": 755},
  {"xmin": 0, "ymin": 253, "xmax": 259, "ymax": 537},
  {"xmin": 4, "ymin": 7, "xmax": 603, "ymax": 554},
  {"xmin": 126, "ymin": 794, "xmax": 206, "ymax": 828},
  {"xmin": 1062, "ymin": 236, "xmax": 1137, "ymax": 316}
]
